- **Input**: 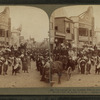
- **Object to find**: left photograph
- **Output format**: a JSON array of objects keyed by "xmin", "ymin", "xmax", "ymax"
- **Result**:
[{"xmin": 0, "ymin": 6, "xmax": 49, "ymax": 87}]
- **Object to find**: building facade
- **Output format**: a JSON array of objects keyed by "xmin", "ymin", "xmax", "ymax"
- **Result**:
[
  {"xmin": 10, "ymin": 26, "xmax": 22, "ymax": 49},
  {"xmin": 70, "ymin": 6, "xmax": 94, "ymax": 48},
  {"xmin": 19, "ymin": 36, "xmax": 24, "ymax": 44},
  {"xmin": 50, "ymin": 14, "xmax": 74, "ymax": 50},
  {"xmin": 50, "ymin": 8, "xmax": 69, "ymax": 50},
  {"xmin": 50, "ymin": 6, "xmax": 94, "ymax": 50},
  {"xmin": 93, "ymin": 28, "xmax": 100, "ymax": 46},
  {"xmin": 0, "ymin": 7, "xmax": 11, "ymax": 46},
  {"xmin": 54, "ymin": 17, "xmax": 74, "ymax": 46}
]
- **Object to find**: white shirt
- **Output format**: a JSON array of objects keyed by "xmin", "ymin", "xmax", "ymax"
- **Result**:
[{"xmin": 44, "ymin": 61, "xmax": 50, "ymax": 68}]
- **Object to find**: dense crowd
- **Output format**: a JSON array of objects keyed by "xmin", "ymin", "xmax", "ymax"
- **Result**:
[
  {"xmin": 0, "ymin": 43, "xmax": 100, "ymax": 84},
  {"xmin": 51, "ymin": 43, "xmax": 100, "ymax": 75},
  {"xmin": 0, "ymin": 45, "xmax": 49, "ymax": 78}
]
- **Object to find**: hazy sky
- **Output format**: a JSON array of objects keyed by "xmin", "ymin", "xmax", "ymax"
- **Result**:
[
  {"xmin": 0, "ymin": 6, "xmax": 49, "ymax": 42},
  {"xmin": 53, "ymin": 5, "xmax": 100, "ymax": 29}
]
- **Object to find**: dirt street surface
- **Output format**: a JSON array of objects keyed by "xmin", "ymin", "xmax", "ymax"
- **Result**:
[
  {"xmin": 1, "ymin": 61, "xmax": 100, "ymax": 88},
  {"xmin": 52, "ymin": 64, "xmax": 100, "ymax": 87},
  {"xmin": 0, "ymin": 61, "xmax": 49, "ymax": 88}
]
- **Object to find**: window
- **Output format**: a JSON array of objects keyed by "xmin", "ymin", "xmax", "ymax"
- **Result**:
[
  {"xmin": 79, "ymin": 28, "xmax": 88, "ymax": 36},
  {"xmin": 66, "ymin": 28, "xmax": 70, "ymax": 33},
  {"xmin": 0, "ymin": 29, "xmax": 5, "ymax": 37},
  {"xmin": 55, "ymin": 26, "xmax": 58, "ymax": 31},
  {"xmin": 6, "ymin": 42, "xmax": 8, "ymax": 45},
  {"xmin": 2, "ymin": 30, "xmax": 5, "ymax": 37},
  {"xmin": 66, "ymin": 23, "xmax": 70, "ymax": 33},
  {"xmin": 72, "ymin": 34, "xmax": 74, "ymax": 39}
]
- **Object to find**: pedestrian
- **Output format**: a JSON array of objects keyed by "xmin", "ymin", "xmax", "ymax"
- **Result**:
[
  {"xmin": 27, "ymin": 53, "xmax": 31, "ymax": 69},
  {"xmin": 3, "ymin": 58, "xmax": 9, "ymax": 75},
  {"xmin": 86, "ymin": 56, "xmax": 92, "ymax": 74},
  {"xmin": 80, "ymin": 56, "xmax": 86, "ymax": 74},
  {"xmin": 22, "ymin": 54, "xmax": 28, "ymax": 73},
  {"xmin": 0, "ymin": 59, "xmax": 3, "ymax": 75},
  {"xmin": 40, "ymin": 58, "xmax": 50, "ymax": 82}
]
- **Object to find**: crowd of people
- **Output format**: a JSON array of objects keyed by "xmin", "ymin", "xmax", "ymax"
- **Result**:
[
  {"xmin": 0, "ymin": 42, "xmax": 100, "ymax": 84},
  {"xmin": 0, "ymin": 45, "xmax": 32, "ymax": 75},
  {"xmin": 0, "ymin": 43, "xmax": 51, "ymax": 83},
  {"xmin": 51, "ymin": 43, "xmax": 100, "ymax": 75}
]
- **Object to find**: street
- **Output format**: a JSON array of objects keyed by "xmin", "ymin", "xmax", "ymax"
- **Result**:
[
  {"xmin": 0, "ymin": 61, "xmax": 49, "ymax": 88},
  {"xmin": 52, "ymin": 64, "xmax": 100, "ymax": 87},
  {"xmin": 1, "ymin": 60, "xmax": 100, "ymax": 88}
]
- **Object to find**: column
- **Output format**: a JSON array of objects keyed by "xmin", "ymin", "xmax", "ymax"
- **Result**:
[
  {"xmin": 88, "ymin": 29, "xmax": 90, "ymax": 44},
  {"xmin": 74, "ymin": 27, "xmax": 79, "ymax": 47},
  {"xmin": 4, "ymin": 30, "xmax": 6, "ymax": 46}
]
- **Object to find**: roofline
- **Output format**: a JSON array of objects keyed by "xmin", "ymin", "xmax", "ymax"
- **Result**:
[{"xmin": 55, "ymin": 16, "xmax": 73, "ymax": 22}]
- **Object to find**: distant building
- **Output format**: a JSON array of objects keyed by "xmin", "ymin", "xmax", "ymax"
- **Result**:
[
  {"xmin": 94, "ymin": 28, "xmax": 100, "ymax": 46},
  {"xmin": 19, "ymin": 36, "xmax": 24, "ymax": 44},
  {"xmin": 40, "ymin": 38, "xmax": 49, "ymax": 49},
  {"xmin": 26, "ymin": 37, "xmax": 35, "ymax": 49},
  {"xmin": 70, "ymin": 6, "xmax": 94, "ymax": 48},
  {"xmin": 10, "ymin": 25, "xmax": 22, "ymax": 48},
  {"xmin": 0, "ymin": 7, "xmax": 11, "ymax": 46}
]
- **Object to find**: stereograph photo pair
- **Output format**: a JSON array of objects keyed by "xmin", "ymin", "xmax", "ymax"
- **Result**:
[{"xmin": 0, "ymin": 5, "xmax": 100, "ymax": 94}]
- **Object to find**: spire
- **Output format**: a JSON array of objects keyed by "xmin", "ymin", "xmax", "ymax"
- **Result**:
[
  {"xmin": 79, "ymin": 6, "xmax": 93, "ymax": 25},
  {"xmin": 87, "ymin": 6, "xmax": 93, "ymax": 15},
  {"xmin": 3, "ymin": 7, "xmax": 10, "ymax": 15}
]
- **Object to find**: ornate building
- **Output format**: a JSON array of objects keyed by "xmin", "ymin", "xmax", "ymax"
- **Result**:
[
  {"xmin": 50, "ymin": 6, "xmax": 94, "ymax": 49},
  {"xmin": 0, "ymin": 7, "xmax": 11, "ymax": 46},
  {"xmin": 70, "ymin": 6, "xmax": 94, "ymax": 48},
  {"xmin": 50, "ymin": 8, "xmax": 71, "ymax": 50}
]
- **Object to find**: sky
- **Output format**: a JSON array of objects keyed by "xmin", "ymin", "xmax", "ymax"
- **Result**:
[{"xmin": 0, "ymin": 6, "xmax": 49, "ymax": 42}]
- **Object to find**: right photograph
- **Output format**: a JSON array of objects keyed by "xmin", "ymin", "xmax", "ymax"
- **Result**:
[{"xmin": 50, "ymin": 5, "xmax": 100, "ymax": 87}]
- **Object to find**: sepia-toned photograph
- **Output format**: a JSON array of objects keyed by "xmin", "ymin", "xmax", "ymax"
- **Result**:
[
  {"xmin": 0, "ymin": 6, "xmax": 49, "ymax": 88},
  {"xmin": 2, "ymin": 4, "xmax": 100, "ymax": 93},
  {"xmin": 50, "ymin": 5, "xmax": 100, "ymax": 87}
]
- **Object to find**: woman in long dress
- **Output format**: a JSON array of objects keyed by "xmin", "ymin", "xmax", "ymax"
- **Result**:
[{"xmin": 22, "ymin": 54, "xmax": 28, "ymax": 73}]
